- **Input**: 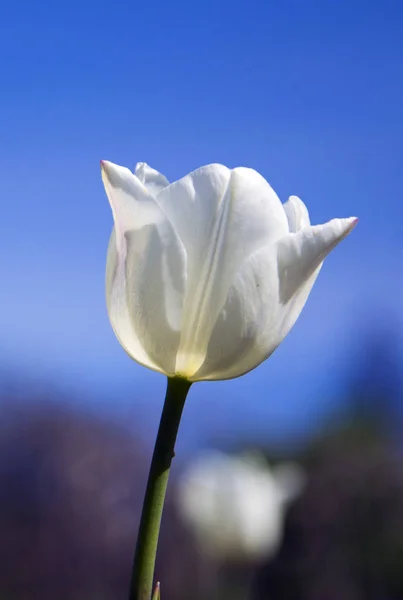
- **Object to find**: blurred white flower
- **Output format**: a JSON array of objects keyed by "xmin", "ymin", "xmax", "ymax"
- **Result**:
[
  {"xmin": 101, "ymin": 160, "xmax": 357, "ymax": 381},
  {"xmin": 177, "ymin": 451, "xmax": 304, "ymax": 561}
]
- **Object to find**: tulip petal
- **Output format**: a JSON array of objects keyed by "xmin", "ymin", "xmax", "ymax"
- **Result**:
[
  {"xmin": 283, "ymin": 196, "xmax": 310, "ymax": 232},
  {"xmin": 134, "ymin": 162, "xmax": 169, "ymax": 196},
  {"xmin": 155, "ymin": 164, "xmax": 289, "ymax": 378},
  {"xmin": 192, "ymin": 245, "xmax": 280, "ymax": 380},
  {"xmin": 193, "ymin": 216, "xmax": 357, "ymax": 381},
  {"xmin": 102, "ymin": 161, "xmax": 186, "ymax": 375},
  {"xmin": 274, "ymin": 216, "xmax": 357, "ymax": 347},
  {"xmin": 277, "ymin": 217, "xmax": 358, "ymax": 305}
]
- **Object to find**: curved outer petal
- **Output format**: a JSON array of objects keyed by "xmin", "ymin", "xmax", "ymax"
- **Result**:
[
  {"xmin": 193, "ymin": 216, "xmax": 357, "ymax": 381},
  {"xmin": 102, "ymin": 161, "xmax": 186, "ymax": 376},
  {"xmin": 277, "ymin": 217, "xmax": 357, "ymax": 304},
  {"xmin": 193, "ymin": 245, "xmax": 280, "ymax": 380},
  {"xmin": 275, "ymin": 216, "xmax": 358, "ymax": 340},
  {"xmin": 134, "ymin": 162, "xmax": 169, "ymax": 196},
  {"xmin": 154, "ymin": 164, "xmax": 289, "ymax": 378}
]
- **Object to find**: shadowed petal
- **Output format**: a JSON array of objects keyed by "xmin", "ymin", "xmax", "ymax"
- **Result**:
[
  {"xmin": 193, "ymin": 245, "xmax": 280, "ymax": 380},
  {"xmin": 283, "ymin": 196, "xmax": 310, "ymax": 232},
  {"xmin": 273, "ymin": 217, "xmax": 357, "ymax": 350},
  {"xmin": 134, "ymin": 162, "xmax": 169, "ymax": 196},
  {"xmin": 102, "ymin": 161, "xmax": 186, "ymax": 375},
  {"xmin": 277, "ymin": 217, "xmax": 358, "ymax": 305}
]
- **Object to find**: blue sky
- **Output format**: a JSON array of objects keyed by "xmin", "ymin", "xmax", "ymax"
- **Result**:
[{"xmin": 0, "ymin": 0, "xmax": 402, "ymax": 451}]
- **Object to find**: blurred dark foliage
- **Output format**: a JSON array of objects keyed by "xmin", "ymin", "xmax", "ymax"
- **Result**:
[
  {"xmin": 253, "ymin": 425, "xmax": 403, "ymax": 600},
  {"xmin": 0, "ymin": 396, "xmax": 207, "ymax": 600}
]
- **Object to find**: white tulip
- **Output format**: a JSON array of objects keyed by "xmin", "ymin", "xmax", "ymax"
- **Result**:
[
  {"xmin": 101, "ymin": 160, "xmax": 356, "ymax": 381},
  {"xmin": 177, "ymin": 451, "xmax": 304, "ymax": 560}
]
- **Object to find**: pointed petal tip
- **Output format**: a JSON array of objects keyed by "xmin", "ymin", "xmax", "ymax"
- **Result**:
[
  {"xmin": 100, "ymin": 160, "xmax": 110, "ymax": 173},
  {"xmin": 329, "ymin": 215, "xmax": 358, "ymax": 244},
  {"xmin": 100, "ymin": 161, "xmax": 129, "ymax": 186},
  {"xmin": 346, "ymin": 216, "xmax": 359, "ymax": 232},
  {"xmin": 331, "ymin": 216, "xmax": 358, "ymax": 238},
  {"xmin": 100, "ymin": 159, "xmax": 112, "ymax": 169}
]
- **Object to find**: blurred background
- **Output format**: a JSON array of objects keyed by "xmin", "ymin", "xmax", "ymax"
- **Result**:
[{"xmin": 1, "ymin": 0, "xmax": 402, "ymax": 598}]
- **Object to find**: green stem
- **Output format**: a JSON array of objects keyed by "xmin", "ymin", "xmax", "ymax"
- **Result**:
[{"xmin": 129, "ymin": 377, "xmax": 192, "ymax": 600}]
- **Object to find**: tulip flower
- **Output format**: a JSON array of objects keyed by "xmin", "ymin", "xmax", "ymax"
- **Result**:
[
  {"xmin": 178, "ymin": 452, "xmax": 304, "ymax": 560},
  {"xmin": 100, "ymin": 159, "xmax": 357, "ymax": 600},
  {"xmin": 101, "ymin": 160, "xmax": 357, "ymax": 382}
]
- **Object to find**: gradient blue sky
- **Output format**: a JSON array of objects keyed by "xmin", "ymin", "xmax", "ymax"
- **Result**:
[{"xmin": 1, "ymin": 0, "xmax": 402, "ymax": 451}]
